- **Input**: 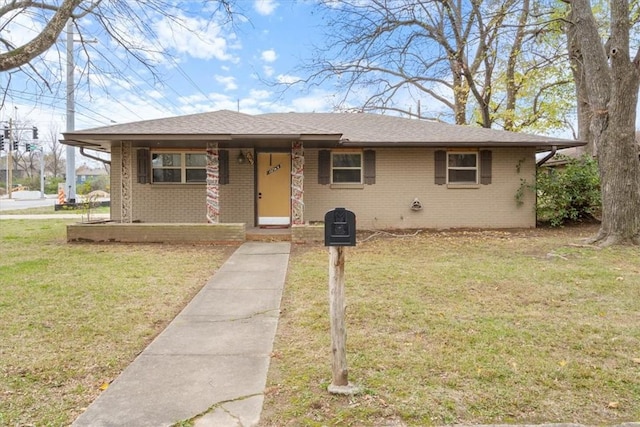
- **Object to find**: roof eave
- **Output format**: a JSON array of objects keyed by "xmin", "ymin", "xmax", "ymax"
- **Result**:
[{"xmin": 340, "ymin": 140, "xmax": 587, "ymax": 150}]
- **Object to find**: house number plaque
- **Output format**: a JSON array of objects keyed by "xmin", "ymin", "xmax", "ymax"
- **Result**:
[{"xmin": 266, "ymin": 164, "xmax": 281, "ymax": 175}]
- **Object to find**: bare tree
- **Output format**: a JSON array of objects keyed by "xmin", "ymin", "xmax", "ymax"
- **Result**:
[
  {"xmin": 294, "ymin": 0, "xmax": 572, "ymax": 132},
  {"xmin": 565, "ymin": 0, "xmax": 640, "ymax": 246},
  {"xmin": 0, "ymin": 0, "xmax": 234, "ymax": 107},
  {"xmin": 45, "ymin": 125, "xmax": 65, "ymax": 178}
]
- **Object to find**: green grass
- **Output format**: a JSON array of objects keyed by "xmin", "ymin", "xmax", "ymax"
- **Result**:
[
  {"xmin": 261, "ymin": 226, "xmax": 640, "ymax": 426},
  {"xmin": 0, "ymin": 220, "xmax": 235, "ymax": 426},
  {"xmin": 1, "ymin": 205, "xmax": 111, "ymax": 215}
]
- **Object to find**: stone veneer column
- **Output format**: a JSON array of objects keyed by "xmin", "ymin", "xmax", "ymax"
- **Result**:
[
  {"xmin": 291, "ymin": 140, "xmax": 304, "ymax": 225},
  {"xmin": 206, "ymin": 142, "xmax": 220, "ymax": 223},
  {"xmin": 121, "ymin": 141, "xmax": 133, "ymax": 223}
]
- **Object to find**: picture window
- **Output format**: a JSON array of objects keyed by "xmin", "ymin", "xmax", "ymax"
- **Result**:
[{"xmin": 151, "ymin": 152, "xmax": 206, "ymax": 183}]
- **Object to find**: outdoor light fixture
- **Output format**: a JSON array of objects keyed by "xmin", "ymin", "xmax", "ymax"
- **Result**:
[{"xmin": 237, "ymin": 151, "xmax": 246, "ymax": 164}]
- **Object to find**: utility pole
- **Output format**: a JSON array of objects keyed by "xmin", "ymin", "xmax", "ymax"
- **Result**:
[
  {"xmin": 65, "ymin": 19, "xmax": 77, "ymax": 203},
  {"xmin": 7, "ymin": 118, "xmax": 13, "ymax": 199}
]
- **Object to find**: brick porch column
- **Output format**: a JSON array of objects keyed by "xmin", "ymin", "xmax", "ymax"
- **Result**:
[
  {"xmin": 292, "ymin": 140, "xmax": 304, "ymax": 225},
  {"xmin": 121, "ymin": 141, "xmax": 133, "ymax": 223},
  {"xmin": 206, "ymin": 142, "xmax": 220, "ymax": 223}
]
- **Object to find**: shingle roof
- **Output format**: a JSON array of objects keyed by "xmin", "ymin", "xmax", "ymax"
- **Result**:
[
  {"xmin": 70, "ymin": 110, "xmax": 336, "ymax": 136},
  {"xmin": 261, "ymin": 112, "xmax": 579, "ymax": 147},
  {"xmin": 62, "ymin": 109, "xmax": 584, "ymax": 150}
]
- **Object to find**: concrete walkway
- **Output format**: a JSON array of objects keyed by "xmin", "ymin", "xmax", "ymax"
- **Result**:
[{"xmin": 73, "ymin": 242, "xmax": 290, "ymax": 427}]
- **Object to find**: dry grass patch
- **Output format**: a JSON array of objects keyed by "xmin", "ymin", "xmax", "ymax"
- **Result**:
[
  {"xmin": 262, "ymin": 225, "xmax": 640, "ymax": 426},
  {"xmin": 0, "ymin": 219, "xmax": 235, "ymax": 426}
]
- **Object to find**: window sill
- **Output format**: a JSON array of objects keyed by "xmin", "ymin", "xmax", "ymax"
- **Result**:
[
  {"xmin": 330, "ymin": 183, "xmax": 365, "ymax": 189},
  {"xmin": 447, "ymin": 183, "xmax": 481, "ymax": 189}
]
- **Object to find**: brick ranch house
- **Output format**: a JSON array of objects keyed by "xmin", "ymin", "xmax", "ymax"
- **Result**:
[{"xmin": 61, "ymin": 110, "xmax": 584, "ymax": 243}]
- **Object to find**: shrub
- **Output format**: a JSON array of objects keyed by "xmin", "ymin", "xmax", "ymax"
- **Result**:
[
  {"xmin": 536, "ymin": 155, "xmax": 601, "ymax": 226},
  {"xmin": 44, "ymin": 177, "xmax": 65, "ymax": 194}
]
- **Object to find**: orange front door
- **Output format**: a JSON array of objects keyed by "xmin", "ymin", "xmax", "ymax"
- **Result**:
[{"xmin": 257, "ymin": 152, "xmax": 291, "ymax": 226}]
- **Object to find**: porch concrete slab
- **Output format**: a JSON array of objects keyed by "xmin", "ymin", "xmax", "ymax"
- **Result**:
[
  {"xmin": 234, "ymin": 241, "xmax": 290, "ymax": 256},
  {"xmin": 72, "ymin": 242, "xmax": 290, "ymax": 427}
]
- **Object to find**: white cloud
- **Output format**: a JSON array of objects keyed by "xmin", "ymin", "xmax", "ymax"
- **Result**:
[
  {"xmin": 261, "ymin": 49, "xmax": 277, "ymax": 63},
  {"xmin": 249, "ymin": 89, "xmax": 272, "ymax": 100},
  {"xmin": 215, "ymin": 75, "xmax": 238, "ymax": 91},
  {"xmin": 276, "ymin": 74, "xmax": 301, "ymax": 85},
  {"xmin": 290, "ymin": 89, "xmax": 335, "ymax": 112},
  {"xmin": 263, "ymin": 65, "xmax": 275, "ymax": 77},
  {"xmin": 254, "ymin": 0, "xmax": 278, "ymax": 16},
  {"xmin": 154, "ymin": 16, "xmax": 238, "ymax": 62}
]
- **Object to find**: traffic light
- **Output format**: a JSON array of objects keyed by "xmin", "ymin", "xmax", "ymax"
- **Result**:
[
  {"xmin": 32, "ymin": 127, "xmax": 38, "ymax": 139},
  {"xmin": 3, "ymin": 126, "xmax": 8, "ymax": 139},
  {"xmin": 26, "ymin": 143, "xmax": 31, "ymax": 152},
  {"xmin": 12, "ymin": 141, "xmax": 18, "ymax": 151},
  {"xmin": 0, "ymin": 134, "xmax": 4, "ymax": 151}
]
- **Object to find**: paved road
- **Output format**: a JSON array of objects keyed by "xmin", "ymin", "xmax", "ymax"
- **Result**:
[{"xmin": 0, "ymin": 196, "xmax": 57, "ymax": 211}]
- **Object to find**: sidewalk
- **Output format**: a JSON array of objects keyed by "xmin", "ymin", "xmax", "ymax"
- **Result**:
[{"xmin": 72, "ymin": 242, "xmax": 291, "ymax": 427}]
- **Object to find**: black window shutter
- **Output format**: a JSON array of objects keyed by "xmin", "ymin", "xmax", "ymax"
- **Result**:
[
  {"xmin": 363, "ymin": 150, "xmax": 376, "ymax": 185},
  {"xmin": 480, "ymin": 150, "xmax": 492, "ymax": 185},
  {"xmin": 137, "ymin": 148, "xmax": 150, "ymax": 184},
  {"xmin": 434, "ymin": 150, "xmax": 446, "ymax": 185},
  {"xmin": 219, "ymin": 150, "xmax": 229, "ymax": 185},
  {"xmin": 318, "ymin": 150, "xmax": 330, "ymax": 185}
]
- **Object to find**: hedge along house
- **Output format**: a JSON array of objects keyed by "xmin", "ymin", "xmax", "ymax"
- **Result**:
[{"xmin": 61, "ymin": 110, "xmax": 584, "ymax": 242}]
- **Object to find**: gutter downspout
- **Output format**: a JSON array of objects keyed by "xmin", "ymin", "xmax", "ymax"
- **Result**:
[
  {"xmin": 80, "ymin": 147, "xmax": 111, "ymax": 166},
  {"xmin": 536, "ymin": 145, "xmax": 558, "ymax": 167}
]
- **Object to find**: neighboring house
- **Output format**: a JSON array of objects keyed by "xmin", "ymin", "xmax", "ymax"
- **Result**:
[
  {"xmin": 76, "ymin": 164, "xmax": 108, "ymax": 185},
  {"xmin": 61, "ymin": 110, "xmax": 584, "ymax": 230}
]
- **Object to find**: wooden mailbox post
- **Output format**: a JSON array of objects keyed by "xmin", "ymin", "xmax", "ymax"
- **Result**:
[{"xmin": 324, "ymin": 208, "xmax": 359, "ymax": 395}]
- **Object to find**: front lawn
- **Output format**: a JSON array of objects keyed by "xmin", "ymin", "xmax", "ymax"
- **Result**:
[
  {"xmin": 261, "ymin": 225, "xmax": 640, "ymax": 426},
  {"xmin": 0, "ymin": 219, "xmax": 234, "ymax": 426}
]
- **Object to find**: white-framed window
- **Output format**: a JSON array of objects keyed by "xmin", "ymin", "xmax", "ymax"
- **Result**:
[
  {"xmin": 447, "ymin": 152, "xmax": 478, "ymax": 184},
  {"xmin": 331, "ymin": 151, "xmax": 362, "ymax": 184},
  {"xmin": 151, "ymin": 152, "xmax": 206, "ymax": 183}
]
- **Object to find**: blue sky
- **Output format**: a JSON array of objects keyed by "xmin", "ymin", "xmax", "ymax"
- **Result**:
[{"xmin": 1, "ymin": 0, "xmax": 348, "ymax": 141}]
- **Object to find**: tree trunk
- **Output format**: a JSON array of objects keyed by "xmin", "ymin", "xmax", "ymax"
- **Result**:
[
  {"xmin": 568, "ymin": 0, "xmax": 640, "ymax": 246},
  {"xmin": 565, "ymin": 12, "xmax": 593, "ymax": 152}
]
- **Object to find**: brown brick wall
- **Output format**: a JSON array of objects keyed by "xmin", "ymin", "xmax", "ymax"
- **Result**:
[
  {"xmin": 110, "ymin": 144, "xmax": 536, "ymax": 229},
  {"xmin": 67, "ymin": 223, "xmax": 246, "ymax": 243},
  {"xmin": 220, "ymin": 149, "xmax": 255, "ymax": 225},
  {"xmin": 291, "ymin": 224, "xmax": 324, "ymax": 243},
  {"xmin": 110, "ymin": 142, "xmax": 122, "ymax": 221},
  {"xmin": 302, "ymin": 147, "xmax": 536, "ymax": 229},
  {"xmin": 111, "ymin": 147, "xmax": 255, "ymax": 224}
]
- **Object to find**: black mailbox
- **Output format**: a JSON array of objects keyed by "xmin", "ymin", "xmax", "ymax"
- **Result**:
[{"xmin": 324, "ymin": 208, "xmax": 356, "ymax": 246}]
